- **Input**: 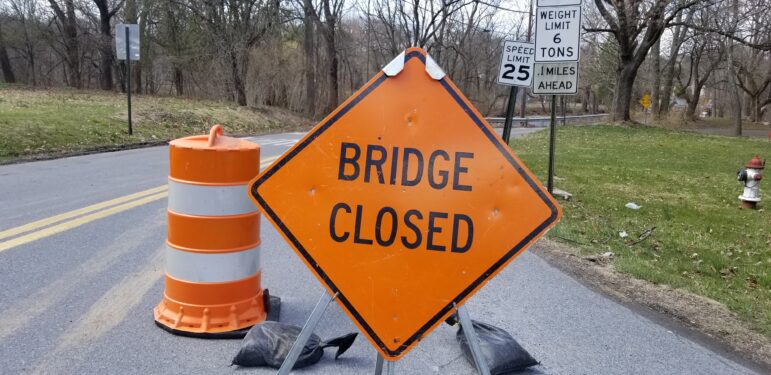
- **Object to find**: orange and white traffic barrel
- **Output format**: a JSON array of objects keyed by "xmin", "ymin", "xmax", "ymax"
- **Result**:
[{"xmin": 154, "ymin": 124, "xmax": 267, "ymax": 335}]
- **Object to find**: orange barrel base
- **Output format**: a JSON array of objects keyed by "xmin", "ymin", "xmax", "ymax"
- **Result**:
[{"xmin": 154, "ymin": 274, "xmax": 267, "ymax": 334}]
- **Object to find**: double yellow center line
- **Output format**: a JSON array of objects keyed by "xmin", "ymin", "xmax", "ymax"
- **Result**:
[{"xmin": 0, "ymin": 155, "xmax": 279, "ymax": 253}]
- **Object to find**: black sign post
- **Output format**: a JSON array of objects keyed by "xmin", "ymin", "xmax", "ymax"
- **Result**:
[
  {"xmin": 125, "ymin": 26, "xmax": 132, "ymax": 135},
  {"xmin": 547, "ymin": 95, "xmax": 556, "ymax": 193},
  {"xmin": 502, "ymin": 86, "xmax": 519, "ymax": 144}
]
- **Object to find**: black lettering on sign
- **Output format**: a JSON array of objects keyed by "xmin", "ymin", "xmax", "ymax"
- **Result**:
[
  {"xmin": 329, "ymin": 203, "xmax": 474, "ymax": 254},
  {"xmin": 338, "ymin": 143, "xmax": 360, "ymax": 181},
  {"xmin": 427, "ymin": 212, "xmax": 448, "ymax": 251},
  {"xmin": 329, "ymin": 203, "xmax": 351, "ymax": 242},
  {"xmin": 389, "ymin": 147, "xmax": 399, "ymax": 185},
  {"xmin": 451, "ymin": 214, "xmax": 473, "ymax": 253},
  {"xmin": 428, "ymin": 150, "xmax": 450, "ymax": 189},
  {"xmin": 501, "ymin": 64, "xmax": 516, "ymax": 80},
  {"xmin": 364, "ymin": 145, "xmax": 387, "ymax": 183},
  {"xmin": 353, "ymin": 204, "xmax": 373, "ymax": 245},
  {"xmin": 453, "ymin": 152, "xmax": 474, "ymax": 191},
  {"xmin": 375, "ymin": 206, "xmax": 398, "ymax": 246},
  {"xmin": 401, "ymin": 209, "xmax": 423, "ymax": 249},
  {"xmin": 337, "ymin": 143, "xmax": 476, "ymax": 191},
  {"xmin": 401, "ymin": 148, "xmax": 423, "ymax": 186}
]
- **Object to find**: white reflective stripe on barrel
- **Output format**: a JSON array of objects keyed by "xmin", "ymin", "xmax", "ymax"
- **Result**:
[
  {"xmin": 165, "ymin": 246, "xmax": 260, "ymax": 283},
  {"xmin": 167, "ymin": 180, "xmax": 256, "ymax": 216}
]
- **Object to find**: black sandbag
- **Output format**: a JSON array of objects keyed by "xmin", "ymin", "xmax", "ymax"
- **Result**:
[
  {"xmin": 231, "ymin": 321, "xmax": 357, "ymax": 369},
  {"xmin": 456, "ymin": 320, "xmax": 539, "ymax": 374}
]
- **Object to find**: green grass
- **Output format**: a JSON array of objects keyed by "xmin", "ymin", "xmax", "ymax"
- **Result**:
[
  {"xmin": 512, "ymin": 125, "xmax": 771, "ymax": 335},
  {"xmin": 0, "ymin": 86, "xmax": 311, "ymax": 162}
]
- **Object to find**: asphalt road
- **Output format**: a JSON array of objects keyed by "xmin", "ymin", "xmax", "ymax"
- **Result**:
[{"xmin": 0, "ymin": 132, "xmax": 761, "ymax": 374}]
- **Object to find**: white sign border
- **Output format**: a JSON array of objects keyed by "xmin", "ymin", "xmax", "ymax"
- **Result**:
[
  {"xmin": 496, "ymin": 40, "xmax": 535, "ymax": 87},
  {"xmin": 115, "ymin": 23, "xmax": 140, "ymax": 61},
  {"xmin": 532, "ymin": 61, "xmax": 580, "ymax": 95},
  {"xmin": 537, "ymin": 0, "xmax": 581, "ymax": 6},
  {"xmin": 534, "ymin": 4, "xmax": 582, "ymax": 63}
]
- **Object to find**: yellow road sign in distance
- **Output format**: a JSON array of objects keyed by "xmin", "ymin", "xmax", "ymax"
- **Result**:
[{"xmin": 640, "ymin": 94, "xmax": 652, "ymax": 110}]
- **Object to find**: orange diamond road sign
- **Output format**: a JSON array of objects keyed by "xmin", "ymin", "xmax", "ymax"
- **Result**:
[{"xmin": 249, "ymin": 48, "xmax": 561, "ymax": 359}]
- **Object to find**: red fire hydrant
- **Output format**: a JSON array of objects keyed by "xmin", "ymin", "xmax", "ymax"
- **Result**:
[{"xmin": 737, "ymin": 155, "xmax": 764, "ymax": 209}]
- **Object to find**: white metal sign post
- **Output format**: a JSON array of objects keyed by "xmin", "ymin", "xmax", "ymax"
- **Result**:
[
  {"xmin": 534, "ymin": 0, "xmax": 581, "ymax": 194},
  {"xmin": 115, "ymin": 24, "xmax": 140, "ymax": 135},
  {"xmin": 496, "ymin": 41, "xmax": 535, "ymax": 144}
]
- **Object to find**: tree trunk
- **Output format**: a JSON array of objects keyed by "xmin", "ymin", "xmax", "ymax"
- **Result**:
[
  {"xmin": 303, "ymin": 0, "xmax": 317, "ymax": 115},
  {"xmin": 657, "ymin": 13, "xmax": 691, "ymax": 118},
  {"xmin": 0, "ymin": 23, "xmax": 16, "ymax": 83},
  {"xmin": 325, "ymin": 32, "xmax": 338, "ymax": 114},
  {"xmin": 26, "ymin": 43, "xmax": 36, "ymax": 86},
  {"xmin": 97, "ymin": 6, "xmax": 113, "ymax": 90},
  {"xmin": 685, "ymin": 83, "xmax": 703, "ymax": 121},
  {"xmin": 752, "ymin": 96, "xmax": 760, "ymax": 123},
  {"xmin": 173, "ymin": 67, "xmax": 184, "ymax": 96},
  {"xmin": 134, "ymin": 61, "xmax": 142, "ymax": 94},
  {"xmin": 49, "ymin": 0, "xmax": 81, "ymax": 88},
  {"xmin": 727, "ymin": 41, "xmax": 742, "ymax": 135},
  {"xmin": 229, "ymin": 50, "xmax": 247, "ymax": 106},
  {"xmin": 612, "ymin": 65, "xmax": 637, "ymax": 121},
  {"xmin": 659, "ymin": 66, "xmax": 676, "ymax": 116},
  {"xmin": 651, "ymin": 39, "xmax": 661, "ymax": 115},
  {"xmin": 126, "ymin": 0, "xmax": 143, "ymax": 94},
  {"xmin": 582, "ymin": 85, "xmax": 590, "ymax": 113}
]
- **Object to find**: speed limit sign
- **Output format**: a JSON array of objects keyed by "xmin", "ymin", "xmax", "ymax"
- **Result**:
[
  {"xmin": 534, "ymin": 5, "xmax": 581, "ymax": 62},
  {"xmin": 496, "ymin": 41, "xmax": 534, "ymax": 87}
]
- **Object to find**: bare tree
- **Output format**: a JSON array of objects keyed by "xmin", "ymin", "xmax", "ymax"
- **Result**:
[
  {"xmin": 302, "ymin": 0, "xmax": 345, "ymax": 114},
  {"xmin": 650, "ymin": 38, "xmax": 661, "ymax": 114},
  {"xmin": 93, "ymin": 0, "xmax": 124, "ymax": 90},
  {"xmin": 185, "ymin": 0, "xmax": 280, "ymax": 106},
  {"xmin": 675, "ymin": 33, "xmax": 724, "ymax": 120},
  {"xmin": 48, "ymin": 0, "xmax": 81, "ymax": 88},
  {"xmin": 0, "ymin": 19, "xmax": 16, "ymax": 83},
  {"xmin": 658, "ymin": 9, "xmax": 693, "ymax": 117},
  {"xmin": 301, "ymin": 0, "xmax": 316, "ymax": 115},
  {"xmin": 155, "ymin": 1, "xmax": 190, "ymax": 96},
  {"xmin": 725, "ymin": 0, "xmax": 742, "ymax": 134},
  {"xmin": 586, "ymin": 0, "xmax": 703, "ymax": 121},
  {"xmin": 8, "ymin": 0, "xmax": 41, "ymax": 85}
]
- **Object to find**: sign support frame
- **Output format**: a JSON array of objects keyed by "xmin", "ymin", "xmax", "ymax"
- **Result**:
[
  {"xmin": 279, "ymin": 293, "xmax": 492, "ymax": 375},
  {"xmin": 277, "ymin": 291, "xmax": 338, "ymax": 375}
]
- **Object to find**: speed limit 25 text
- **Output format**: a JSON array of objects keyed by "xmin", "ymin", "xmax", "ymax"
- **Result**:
[{"xmin": 501, "ymin": 44, "xmax": 533, "ymax": 82}]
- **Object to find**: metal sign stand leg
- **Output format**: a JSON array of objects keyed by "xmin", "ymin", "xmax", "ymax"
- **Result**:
[
  {"xmin": 277, "ymin": 291, "xmax": 338, "ymax": 375},
  {"xmin": 375, "ymin": 354, "xmax": 385, "ymax": 375},
  {"xmin": 455, "ymin": 304, "xmax": 491, "ymax": 375},
  {"xmin": 278, "ymin": 294, "xmax": 488, "ymax": 375}
]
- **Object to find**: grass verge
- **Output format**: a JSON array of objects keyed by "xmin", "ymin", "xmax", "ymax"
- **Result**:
[
  {"xmin": 0, "ymin": 85, "xmax": 312, "ymax": 163},
  {"xmin": 511, "ymin": 125, "xmax": 770, "ymax": 336}
]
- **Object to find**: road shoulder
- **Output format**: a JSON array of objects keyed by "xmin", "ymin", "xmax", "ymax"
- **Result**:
[{"xmin": 535, "ymin": 238, "xmax": 771, "ymax": 373}]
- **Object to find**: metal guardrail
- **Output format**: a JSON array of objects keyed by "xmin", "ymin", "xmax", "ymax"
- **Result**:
[{"xmin": 486, "ymin": 113, "xmax": 610, "ymax": 127}]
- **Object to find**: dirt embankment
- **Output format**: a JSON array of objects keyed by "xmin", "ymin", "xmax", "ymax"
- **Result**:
[{"xmin": 536, "ymin": 238, "xmax": 771, "ymax": 372}]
